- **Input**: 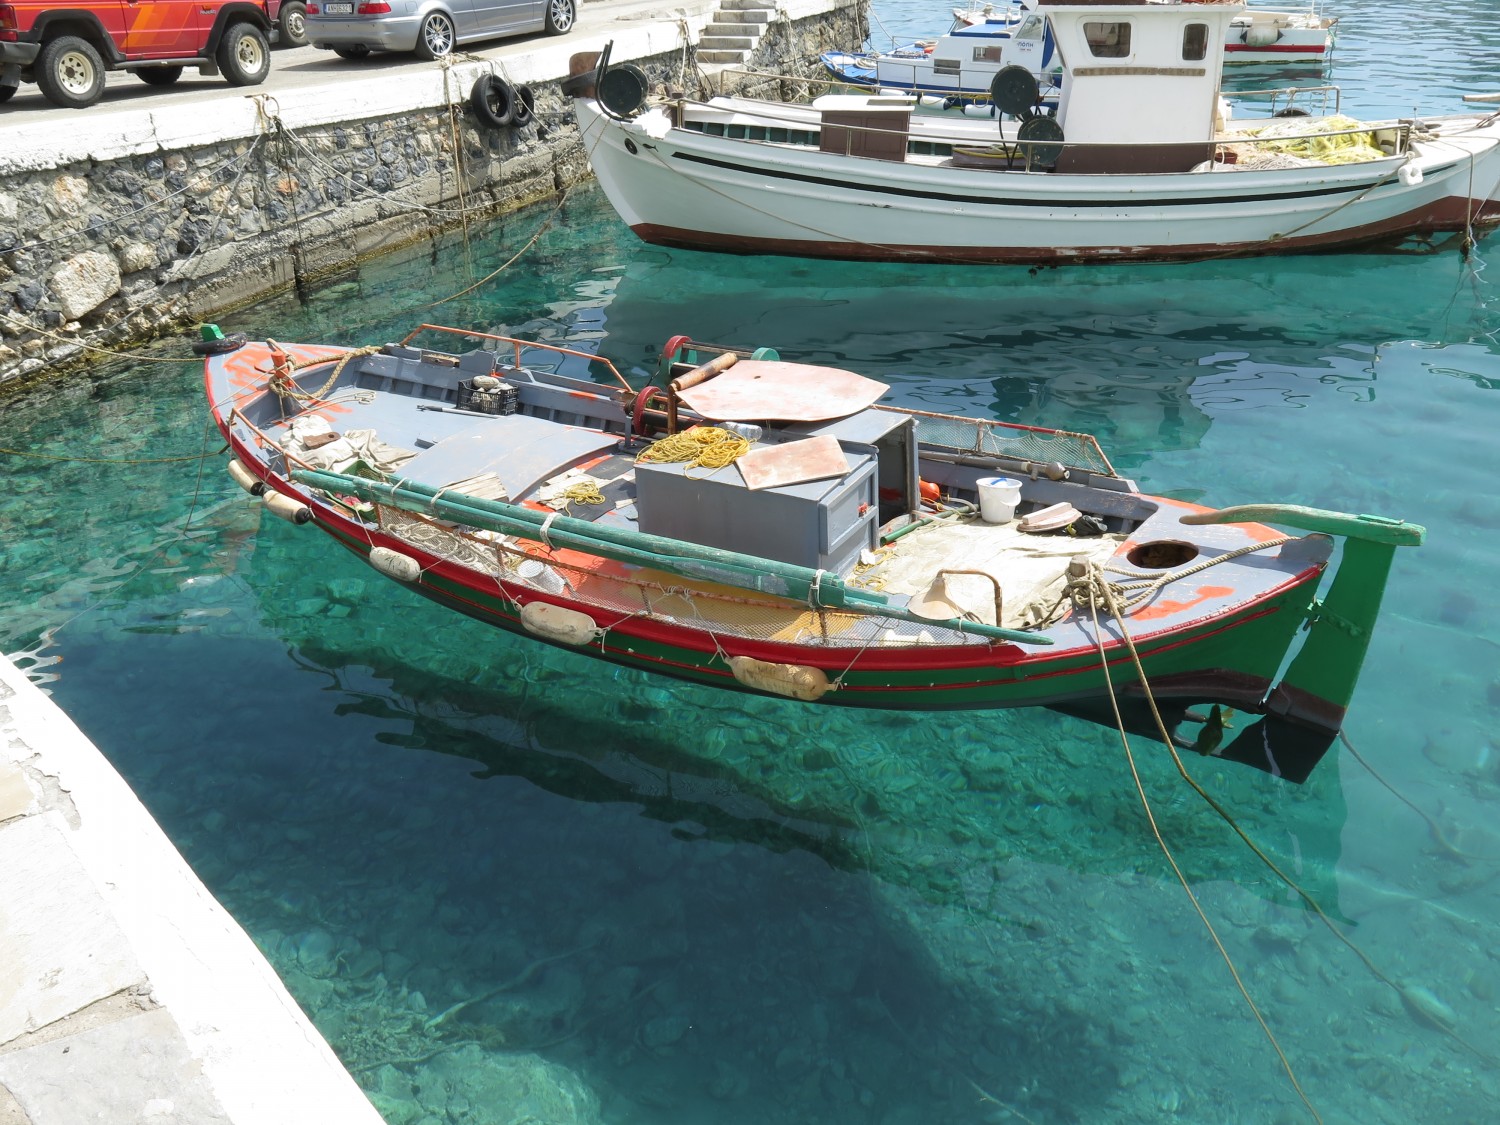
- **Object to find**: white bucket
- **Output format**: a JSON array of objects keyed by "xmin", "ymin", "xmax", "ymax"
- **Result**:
[
  {"xmin": 976, "ymin": 476, "xmax": 1023, "ymax": 524},
  {"xmin": 516, "ymin": 558, "xmax": 566, "ymax": 595}
]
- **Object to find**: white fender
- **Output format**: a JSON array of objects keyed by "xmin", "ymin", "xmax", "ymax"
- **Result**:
[
  {"xmin": 226, "ymin": 458, "xmax": 265, "ymax": 495},
  {"xmin": 370, "ymin": 546, "xmax": 421, "ymax": 583},
  {"xmin": 520, "ymin": 601, "xmax": 601, "ymax": 646},
  {"xmin": 727, "ymin": 655, "xmax": 831, "ymax": 701},
  {"xmin": 263, "ymin": 490, "xmax": 313, "ymax": 525}
]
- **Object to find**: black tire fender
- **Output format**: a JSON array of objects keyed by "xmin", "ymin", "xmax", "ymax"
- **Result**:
[
  {"xmin": 511, "ymin": 84, "xmax": 535, "ymax": 129},
  {"xmin": 191, "ymin": 331, "xmax": 249, "ymax": 356},
  {"xmin": 470, "ymin": 74, "xmax": 514, "ymax": 128}
]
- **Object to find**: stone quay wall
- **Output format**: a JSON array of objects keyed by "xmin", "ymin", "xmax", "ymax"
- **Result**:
[{"xmin": 0, "ymin": 0, "xmax": 864, "ymax": 391}]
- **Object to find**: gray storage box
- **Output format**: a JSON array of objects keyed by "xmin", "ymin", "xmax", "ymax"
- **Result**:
[{"xmin": 634, "ymin": 448, "xmax": 879, "ymax": 575}]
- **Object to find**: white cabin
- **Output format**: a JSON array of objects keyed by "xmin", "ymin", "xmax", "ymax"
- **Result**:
[{"xmin": 1043, "ymin": 0, "xmax": 1244, "ymax": 172}]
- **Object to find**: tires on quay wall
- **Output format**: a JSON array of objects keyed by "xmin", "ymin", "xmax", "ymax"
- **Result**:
[{"xmin": 471, "ymin": 75, "xmax": 515, "ymax": 128}]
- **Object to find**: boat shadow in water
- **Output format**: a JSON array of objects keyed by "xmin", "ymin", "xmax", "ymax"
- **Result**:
[{"xmin": 273, "ymin": 588, "xmax": 1351, "ymax": 919}]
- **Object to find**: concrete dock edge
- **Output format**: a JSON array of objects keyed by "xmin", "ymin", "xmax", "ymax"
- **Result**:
[{"xmin": 0, "ymin": 653, "xmax": 383, "ymax": 1125}]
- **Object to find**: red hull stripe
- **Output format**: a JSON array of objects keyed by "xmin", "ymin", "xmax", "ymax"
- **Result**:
[
  {"xmin": 1223, "ymin": 45, "xmax": 1328, "ymax": 55},
  {"xmin": 304, "ymin": 498, "xmax": 1316, "ymax": 703}
]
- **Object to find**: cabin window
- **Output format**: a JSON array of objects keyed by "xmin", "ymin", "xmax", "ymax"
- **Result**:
[
  {"xmin": 1014, "ymin": 13, "xmax": 1043, "ymax": 41},
  {"xmin": 1182, "ymin": 23, "xmax": 1208, "ymax": 61},
  {"xmin": 1083, "ymin": 21, "xmax": 1130, "ymax": 58},
  {"xmin": 973, "ymin": 45, "xmax": 1002, "ymax": 62},
  {"xmin": 934, "ymin": 58, "xmax": 961, "ymax": 75}
]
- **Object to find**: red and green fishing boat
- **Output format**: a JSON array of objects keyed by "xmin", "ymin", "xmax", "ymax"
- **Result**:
[{"xmin": 204, "ymin": 324, "xmax": 1422, "ymax": 781}]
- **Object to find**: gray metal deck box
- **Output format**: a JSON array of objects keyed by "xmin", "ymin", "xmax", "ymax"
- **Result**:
[{"xmin": 634, "ymin": 448, "xmax": 879, "ymax": 575}]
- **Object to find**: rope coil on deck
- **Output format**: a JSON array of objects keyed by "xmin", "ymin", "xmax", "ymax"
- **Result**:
[
  {"xmin": 1034, "ymin": 534, "xmax": 1300, "ymax": 626},
  {"xmin": 635, "ymin": 427, "xmax": 751, "ymax": 472},
  {"xmin": 266, "ymin": 341, "xmax": 383, "ymax": 404}
]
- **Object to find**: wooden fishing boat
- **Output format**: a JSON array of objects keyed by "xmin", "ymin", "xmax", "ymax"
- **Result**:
[
  {"xmin": 571, "ymin": 0, "xmax": 1500, "ymax": 265},
  {"xmin": 206, "ymin": 325, "xmax": 1422, "ymax": 781}
]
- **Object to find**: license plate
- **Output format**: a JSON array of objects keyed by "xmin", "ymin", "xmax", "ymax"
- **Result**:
[{"xmin": 324, "ymin": 3, "xmax": 353, "ymax": 12}]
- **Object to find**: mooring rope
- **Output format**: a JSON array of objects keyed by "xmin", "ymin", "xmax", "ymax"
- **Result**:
[
  {"xmin": 267, "ymin": 343, "xmax": 383, "ymax": 405},
  {"xmin": 1080, "ymin": 568, "xmax": 1323, "ymax": 1122},
  {"xmin": 1082, "ymin": 559, "xmax": 1497, "ymax": 1087}
]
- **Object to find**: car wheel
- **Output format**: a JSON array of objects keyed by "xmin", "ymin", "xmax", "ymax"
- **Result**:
[
  {"xmin": 217, "ymin": 23, "xmax": 270, "ymax": 86},
  {"xmin": 544, "ymin": 0, "xmax": 575, "ymax": 35},
  {"xmin": 413, "ymin": 12, "xmax": 455, "ymax": 60},
  {"xmin": 0, "ymin": 85, "xmax": 16, "ymax": 104},
  {"xmin": 277, "ymin": 1, "xmax": 309, "ymax": 49},
  {"xmin": 36, "ymin": 35, "xmax": 107, "ymax": 109},
  {"xmin": 138, "ymin": 65, "xmax": 184, "ymax": 86},
  {"xmin": 333, "ymin": 45, "xmax": 372, "ymax": 60}
]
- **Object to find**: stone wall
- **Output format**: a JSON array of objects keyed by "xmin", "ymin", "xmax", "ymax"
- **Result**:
[
  {"xmin": 0, "ymin": 0, "xmax": 865, "ymax": 390},
  {"xmin": 0, "ymin": 99, "xmax": 580, "ymax": 384}
]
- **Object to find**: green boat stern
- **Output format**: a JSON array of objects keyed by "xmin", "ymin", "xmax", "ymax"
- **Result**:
[{"xmin": 1180, "ymin": 504, "xmax": 1425, "ymax": 734}]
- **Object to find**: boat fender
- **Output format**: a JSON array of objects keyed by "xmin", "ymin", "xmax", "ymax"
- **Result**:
[
  {"xmin": 263, "ymin": 490, "xmax": 313, "ymax": 525},
  {"xmin": 1398, "ymin": 163, "xmax": 1423, "ymax": 186},
  {"xmin": 511, "ymin": 84, "xmax": 536, "ymax": 129},
  {"xmin": 727, "ymin": 655, "xmax": 831, "ymax": 702},
  {"xmin": 369, "ymin": 546, "xmax": 422, "ymax": 583},
  {"xmin": 520, "ymin": 601, "xmax": 601, "ymax": 646},
  {"xmin": 471, "ymin": 75, "xmax": 515, "ymax": 128},
  {"xmin": 191, "ymin": 331, "xmax": 248, "ymax": 356},
  {"xmin": 226, "ymin": 458, "xmax": 265, "ymax": 496}
]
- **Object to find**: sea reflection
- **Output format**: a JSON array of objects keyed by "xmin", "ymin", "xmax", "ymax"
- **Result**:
[{"xmin": 3, "ymin": 141, "xmax": 1500, "ymax": 1122}]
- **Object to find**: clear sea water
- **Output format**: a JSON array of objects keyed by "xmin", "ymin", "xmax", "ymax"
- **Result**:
[{"xmin": 3, "ymin": 1, "xmax": 1499, "ymax": 1121}]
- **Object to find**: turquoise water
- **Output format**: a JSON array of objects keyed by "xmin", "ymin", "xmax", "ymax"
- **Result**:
[{"xmin": 4, "ymin": 2, "xmax": 1500, "ymax": 1121}]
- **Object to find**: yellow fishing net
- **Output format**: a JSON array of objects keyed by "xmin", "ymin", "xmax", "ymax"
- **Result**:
[{"xmin": 1232, "ymin": 114, "xmax": 1386, "ymax": 166}]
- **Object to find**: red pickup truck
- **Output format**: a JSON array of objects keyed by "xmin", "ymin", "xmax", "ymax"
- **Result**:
[{"xmin": 0, "ymin": 0, "xmax": 305, "ymax": 108}]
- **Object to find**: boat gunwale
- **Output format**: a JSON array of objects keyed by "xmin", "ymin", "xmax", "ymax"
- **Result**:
[
  {"xmin": 306, "ymin": 494, "xmax": 1322, "ymax": 668},
  {"xmin": 211, "ymin": 415, "xmax": 1321, "ymax": 666}
]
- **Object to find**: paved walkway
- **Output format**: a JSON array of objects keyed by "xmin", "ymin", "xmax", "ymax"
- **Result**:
[
  {"xmin": 0, "ymin": 0, "xmax": 728, "ymax": 164},
  {"xmin": 0, "ymin": 654, "xmax": 383, "ymax": 1125}
]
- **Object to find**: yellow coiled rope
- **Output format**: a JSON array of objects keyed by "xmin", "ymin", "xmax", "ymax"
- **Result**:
[
  {"xmin": 635, "ymin": 426, "xmax": 750, "ymax": 471},
  {"xmin": 560, "ymin": 480, "xmax": 606, "ymax": 508}
]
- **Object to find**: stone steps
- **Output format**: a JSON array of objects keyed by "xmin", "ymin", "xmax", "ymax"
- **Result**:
[
  {"xmin": 701, "ymin": 34, "xmax": 758, "ymax": 50},
  {"xmin": 698, "ymin": 0, "xmax": 777, "ymax": 66}
]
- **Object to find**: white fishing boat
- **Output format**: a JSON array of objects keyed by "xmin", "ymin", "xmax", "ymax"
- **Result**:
[
  {"xmin": 571, "ymin": 1, "xmax": 1500, "ymax": 265},
  {"xmin": 820, "ymin": 0, "xmax": 1335, "ymax": 105}
]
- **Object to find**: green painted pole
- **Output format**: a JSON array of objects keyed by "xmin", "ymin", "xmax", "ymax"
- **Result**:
[
  {"xmin": 291, "ymin": 468, "xmax": 1052, "ymax": 646},
  {"xmin": 1178, "ymin": 504, "xmax": 1425, "ymax": 547}
]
